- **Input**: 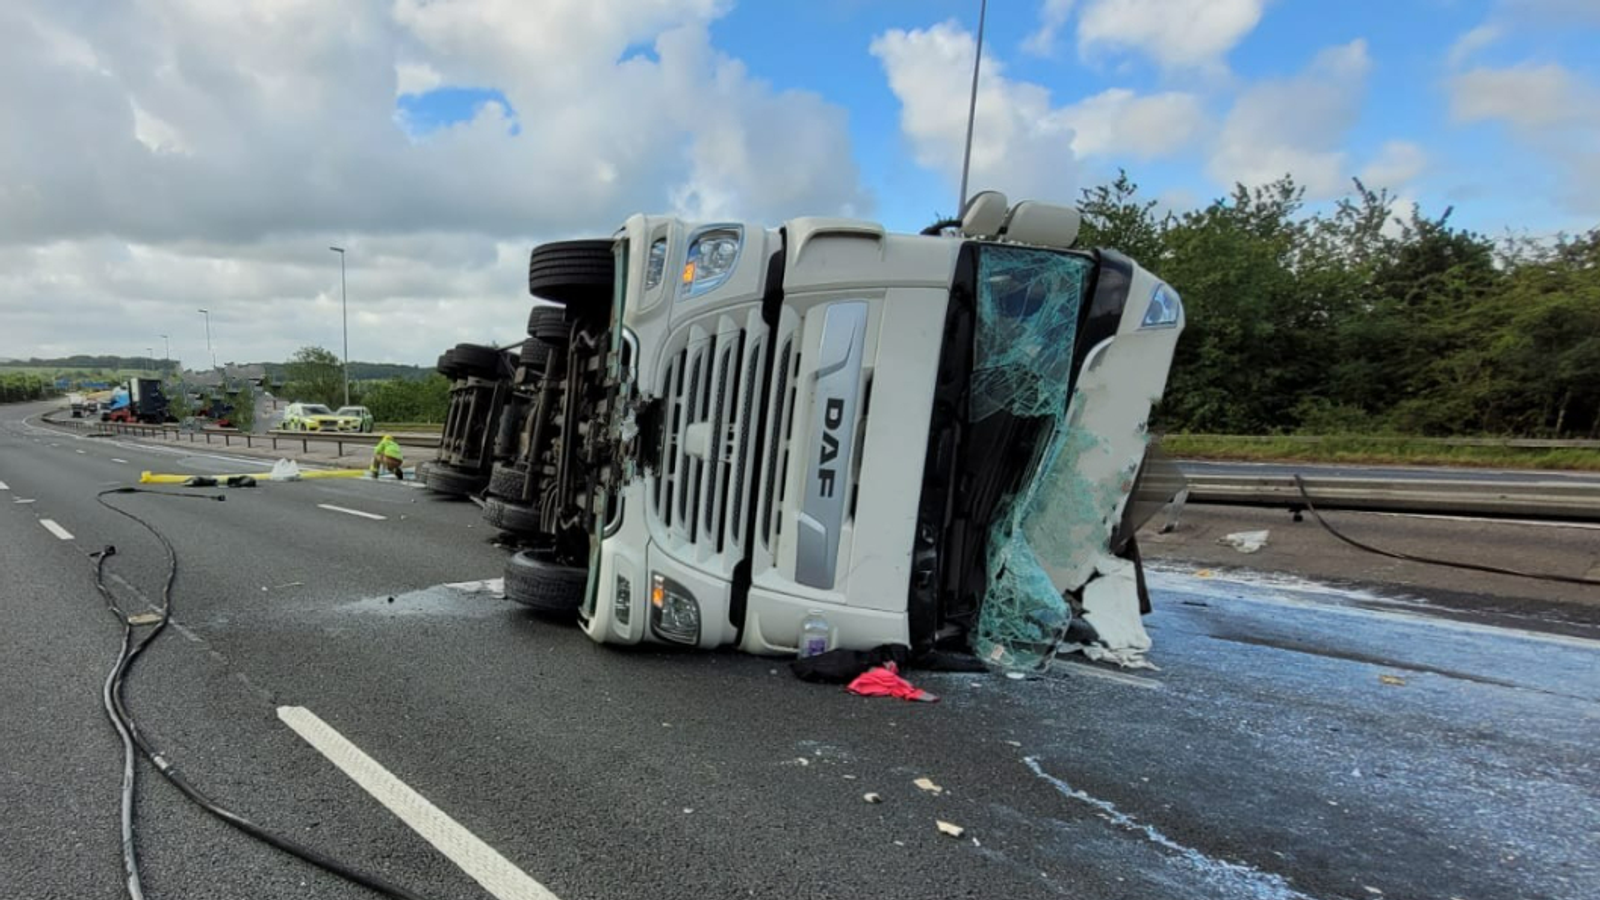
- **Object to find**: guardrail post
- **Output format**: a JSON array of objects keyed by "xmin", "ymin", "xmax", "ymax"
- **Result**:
[
  {"xmin": 337, "ymin": 439, "xmax": 344, "ymax": 456},
  {"xmin": 272, "ymin": 436, "xmax": 278, "ymax": 450},
  {"xmin": 301, "ymin": 438, "xmax": 308, "ymax": 453},
  {"xmin": 224, "ymin": 433, "xmax": 231, "ymax": 446}
]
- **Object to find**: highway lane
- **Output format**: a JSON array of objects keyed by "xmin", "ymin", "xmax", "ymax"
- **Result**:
[
  {"xmin": 3, "ymin": 400, "xmax": 1596, "ymax": 900},
  {"xmin": 1180, "ymin": 458, "xmax": 1600, "ymax": 485}
]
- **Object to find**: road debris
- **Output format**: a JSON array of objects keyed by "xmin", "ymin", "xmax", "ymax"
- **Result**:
[
  {"xmin": 791, "ymin": 643, "xmax": 909, "ymax": 683},
  {"xmin": 1379, "ymin": 674, "xmax": 1407, "ymax": 686},
  {"xmin": 863, "ymin": 792, "xmax": 883, "ymax": 804},
  {"xmin": 845, "ymin": 662, "xmax": 938, "ymax": 702},
  {"xmin": 913, "ymin": 777, "xmax": 943, "ymax": 795},
  {"xmin": 1219, "ymin": 530, "xmax": 1271, "ymax": 553},
  {"xmin": 936, "ymin": 820, "xmax": 965, "ymax": 838}
]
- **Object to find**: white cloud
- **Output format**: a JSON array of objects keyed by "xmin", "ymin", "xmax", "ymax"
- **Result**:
[
  {"xmin": 1207, "ymin": 39, "xmax": 1374, "ymax": 198},
  {"xmin": 1057, "ymin": 89, "xmax": 1207, "ymax": 158},
  {"xmin": 0, "ymin": 0, "xmax": 868, "ymax": 363},
  {"xmin": 871, "ymin": 21, "xmax": 1204, "ymax": 205},
  {"xmin": 1359, "ymin": 140, "xmax": 1428, "ymax": 190},
  {"xmin": 1449, "ymin": 63, "xmax": 1598, "ymax": 130},
  {"xmin": 1022, "ymin": 0, "xmax": 1076, "ymax": 57},
  {"xmin": 394, "ymin": 61, "xmax": 442, "ymax": 97},
  {"xmin": 1077, "ymin": 0, "xmax": 1266, "ymax": 71},
  {"xmin": 1448, "ymin": 61, "xmax": 1600, "ymax": 214},
  {"xmin": 1447, "ymin": 25, "xmax": 1501, "ymax": 68}
]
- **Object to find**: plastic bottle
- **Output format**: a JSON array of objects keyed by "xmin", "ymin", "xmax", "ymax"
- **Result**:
[{"xmin": 799, "ymin": 610, "xmax": 831, "ymax": 659}]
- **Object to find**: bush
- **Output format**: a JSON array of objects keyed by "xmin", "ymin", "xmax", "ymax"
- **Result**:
[{"xmin": 361, "ymin": 374, "xmax": 452, "ymax": 424}]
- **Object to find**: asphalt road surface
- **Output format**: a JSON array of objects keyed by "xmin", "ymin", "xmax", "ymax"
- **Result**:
[
  {"xmin": 1180, "ymin": 458, "xmax": 1600, "ymax": 486},
  {"xmin": 4, "ymin": 399, "xmax": 1596, "ymax": 900}
]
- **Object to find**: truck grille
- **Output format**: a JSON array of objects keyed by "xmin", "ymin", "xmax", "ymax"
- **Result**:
[
  {"xmin": 652, "ymin": 312, "xmax": 766, "ymax": 562},
  {"xmin": 761, "ymin": 338, "xmax": 799, "ymax": 550}
]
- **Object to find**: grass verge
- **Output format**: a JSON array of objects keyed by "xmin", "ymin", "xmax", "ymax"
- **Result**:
[{"xmin": 1160, "ymin": 434, "xmax": 1600, "ymax": 471}]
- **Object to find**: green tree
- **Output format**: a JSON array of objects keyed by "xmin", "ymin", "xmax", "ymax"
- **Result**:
[
  {"xmin": 1077, "ymin": 170, "xmax": 1171, "ymax": 265},
  {"xmin": 284, "ymin": 346, "xmax": 345, "ymax": 407},
  {"xmin": 360, "ymin": 374, "xmax": 453, "ymax": 423},
  {"xmin": 226, "ymin": 383, "xmax": 257, "ymax": 431}
]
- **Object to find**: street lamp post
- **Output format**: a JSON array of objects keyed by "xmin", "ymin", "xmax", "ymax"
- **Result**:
[
  {"xmin": 198, "ymin": 308, "xmax": 214, "ymax": 370},
  {"xmin": 957, "ymin": 0, "xmax": 989, "ymax": 216},
  {"xmin": 159, "ymin": 333, "xmax": 170, "ymax": 364},
  {"xmin": 329, "ymin": 246, "xmax": 349, "ymax": 407}
]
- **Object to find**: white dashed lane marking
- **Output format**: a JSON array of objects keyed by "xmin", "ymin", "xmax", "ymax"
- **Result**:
[
  {"xmin": 0, "ymin": 480, "xmax": 8, "ymax": 490},
  {"xmin": 278, "ymin": 706, "xmax": 560, "ymax": 900},
  {"xmin": 40, "ymin": 519, "xmax": 74, "ymax": 540},
  {"xmin": 316, "ymin": 503, "xmax": 386, "ymax": 521},
  {"xmin": 111, "ymin": 458, "xmax": 128, "ymax": 464}
]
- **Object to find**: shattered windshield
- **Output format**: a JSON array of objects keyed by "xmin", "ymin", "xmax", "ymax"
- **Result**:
[{"xmin": 967, "ymin": 246, "xmax": 1094, "ymax": 671}]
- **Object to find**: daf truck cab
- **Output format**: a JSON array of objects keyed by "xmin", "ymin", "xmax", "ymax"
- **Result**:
[{"xmin": 505, "ymin": 191, "xmax": 1184, "ymax": 669}]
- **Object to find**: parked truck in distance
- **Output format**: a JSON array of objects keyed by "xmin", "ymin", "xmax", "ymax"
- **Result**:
[{"xmin": 102, "ymin": 378, "xmax": 174, "ymax": 424}]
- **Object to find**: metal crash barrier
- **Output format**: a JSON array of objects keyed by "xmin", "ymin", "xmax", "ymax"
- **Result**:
[{"xmin": 49, "ymin": 415, "xmax": 441, "ymax": 457}]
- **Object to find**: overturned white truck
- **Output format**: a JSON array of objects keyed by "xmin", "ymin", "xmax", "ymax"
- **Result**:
[{"xmin": 487, "ymin": 192, "xmax": 1185, "ymax": 669}]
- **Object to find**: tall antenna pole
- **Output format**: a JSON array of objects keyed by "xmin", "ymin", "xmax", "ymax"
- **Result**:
[{"xmin": 957, "ymin": 0, "xmax": 989, "ymax": 217}]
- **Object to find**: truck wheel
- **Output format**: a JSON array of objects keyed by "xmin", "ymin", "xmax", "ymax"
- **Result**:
[
  {"xmin": 526, "ymin": 306, "xmax": 568, "ymax": 345},
  {"xmin": 482, "ymin": 495, "xmax": 542, "ymax": 533},
  {"xmin": 424, "ymin": 463, "xmax": 484, "ymax": 496},
  {"xmin": 517, "ymin": 337, "xmax": 550, "ymax": 380},
  {"xmin": 487, "ymin": 461, "xmax": 530, "ymax": 500},
  {"xmin": 527, "ymin": 240, "xmax": 614, "ymax": 308},
  {"xmin": 436, "ymin": 350, "xmax": 462, "ymax": 379},
  {"xmin": 451, "ymin": 343, "xmax": 502, "ymax": 379},
  {"xmin": 503, "ymin": 549, "xmax": 584, "ymax": 612}
]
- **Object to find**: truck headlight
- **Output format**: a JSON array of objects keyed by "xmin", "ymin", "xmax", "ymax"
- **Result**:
[
  {"xmin": 644, "ymin": 238, "xmax": 668, "ymax": 290},
  {"xmin": 1140, "ymin": 284, "xmax": 1182, "ymax": 329},
  {"xmin": 680, "ymin": 227, "xmax": 742, "ymax": 299},
  {"xmin": 649, "ymin": 573, "xmax": 700, "ymax": 644},
  {"xmin": 614, "ymin": 574, "xmax": 631, "ymax": 626}
]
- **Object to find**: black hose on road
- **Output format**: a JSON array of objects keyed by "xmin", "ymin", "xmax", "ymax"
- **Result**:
[
  {"xmin": 1293, "ymin": 475, "xmax": 1600, "ymax": 587},
  {"xmin": 91, "ymin": 486, "xmax": 435, "ymax": 900}
]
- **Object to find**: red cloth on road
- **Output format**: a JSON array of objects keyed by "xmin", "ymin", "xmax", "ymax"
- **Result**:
[{"xmin": 846, "ymin": 662, "xmax": 938, "ymax": 702}]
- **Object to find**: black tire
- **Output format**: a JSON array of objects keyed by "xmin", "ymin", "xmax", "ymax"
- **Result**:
[
  {"xmin": 526, "ymin": 306, "xmax": 569, "ymax": 345},
  {"xmin": 487, "ymin": 461, "xmax": 529, "ymax": 499},
  {"xmin": 452, "ymin": 343, "xmax": 502, "ymax": 379},
  {"xmin": 519, "ymin": 336, "xmax": 551, "ymax": 375},
  {"xmin": 424, "ymin": 463, "xmax": 485, "ymax": 496},
  {"xmin": 503, "ymin": 549, "xmax": 585, "ymax": 612},
  {"xmin": 436, "ymin": 351, "xmax": 462, "ymax": 379},
  {"xmin": 482, "ymin": 495, "xmax": 543, "ymax": 534},
  {"xmin": 527, "ymin": 240, "xmax": 614, "ymax": 307}
]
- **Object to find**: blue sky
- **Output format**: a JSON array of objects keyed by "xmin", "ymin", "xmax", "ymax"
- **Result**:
[{"xmin": 399, "ymin": 0, "xmax": 1600, "ymax": 238}]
